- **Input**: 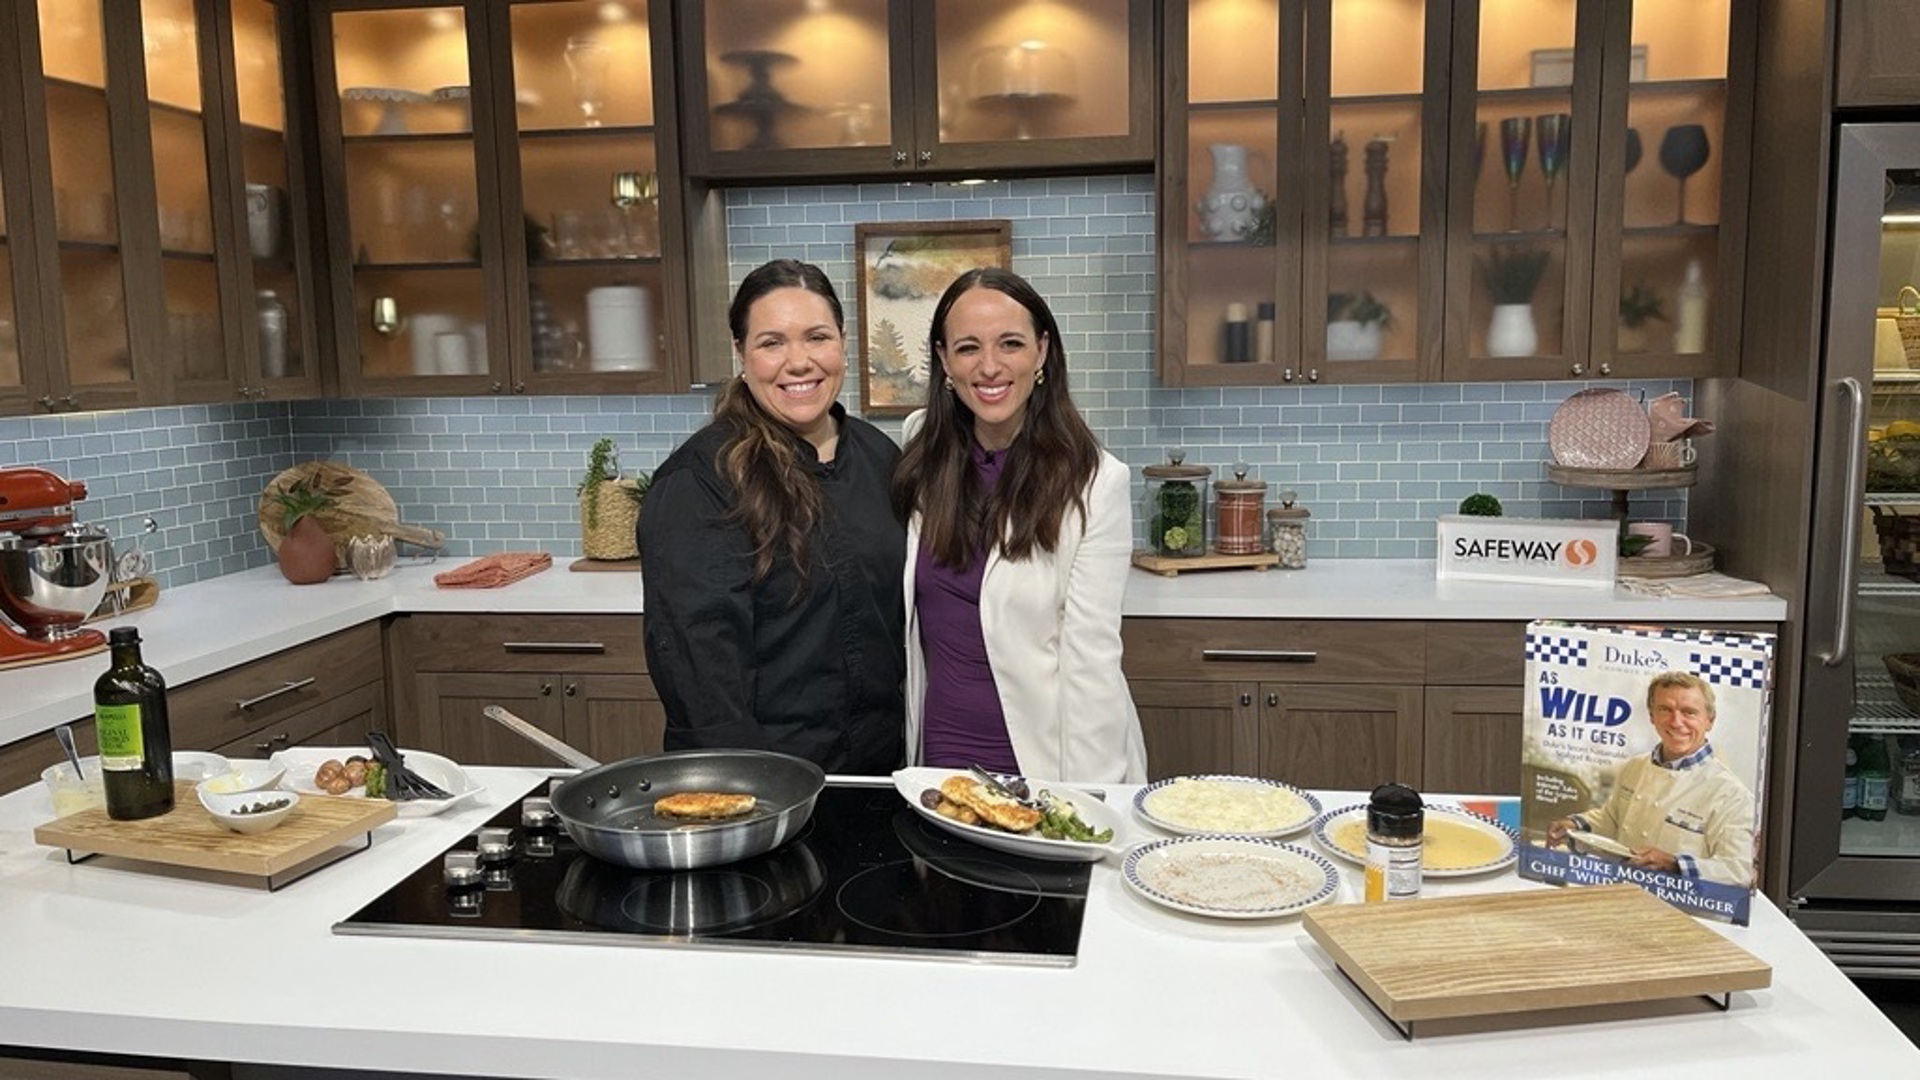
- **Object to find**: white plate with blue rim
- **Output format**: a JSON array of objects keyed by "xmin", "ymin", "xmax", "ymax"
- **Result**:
[
  {"xmin": 1123, "ymin": 835, "xmax": 1341, "ymax": 920},
  {"xmin": 1310, "ymin": 803, "xmax": 1519, "ymax": 877},
  {"xmin": 1133, "ymin": 774, "xmax": 1321, "ymax": 839},
  {"xmin": 891, "ymin": 767, "xmax": 1125, "ymax": 862}
]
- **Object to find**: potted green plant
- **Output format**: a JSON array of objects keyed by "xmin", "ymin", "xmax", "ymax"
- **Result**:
[
  {"xmin": 1479, "ymin": 245, "xmax": 1552, "ymax": 357},
  {"xmin": 1326, "ymin": 291, "xmax": 1393, "ymax": 361},
  {"xmin": 1457, "ymin": 493, "xmax": 1504, "ymax": 517},
  {"xmin": 578, "ymin": 438, "xmax": 650, "ymax": 562},
  {"xmin": 1617, "ymin": 283, "xmax": 1667, "ymax": 354},
  {"xmin": 271, "ymin": 477, "xmax": 337, "ymax": 585}
]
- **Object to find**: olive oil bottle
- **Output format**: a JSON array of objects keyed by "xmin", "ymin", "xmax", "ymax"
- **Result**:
[{"xmin": 95, "ymin": 627, "xmax": 173, "ymax": 820}]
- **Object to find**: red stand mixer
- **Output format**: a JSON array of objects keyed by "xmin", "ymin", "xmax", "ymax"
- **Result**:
[{"xmin": 0, "ymin": 467, "xmax": 112, "ymax": 669}]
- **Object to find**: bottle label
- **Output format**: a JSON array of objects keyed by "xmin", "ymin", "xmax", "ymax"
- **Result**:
[
  {"xmin": 1863, "ymin": 777, "xmax": 1891, "ymax": 812},
  {"xmin": 1364, "ymin": 839, "xmax": 1422, "ymax": 902},
  {"xmin": 1843, "ymin": 776, "xmax": 1859, "ymax": 811},
  {"xmin": 95, "ymin": 703, "xmax": 145, "ymax": 772}
]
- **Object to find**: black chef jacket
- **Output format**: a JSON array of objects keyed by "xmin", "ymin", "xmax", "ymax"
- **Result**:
[{"xmin": 638, "ymin": 404, "xmax": 906, "ymax": 775}]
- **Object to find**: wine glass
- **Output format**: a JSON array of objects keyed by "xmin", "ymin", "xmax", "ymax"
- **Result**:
[
  {"xmin": 1659, "ymin": 124, "xmax": 1711, "ymax": 225},
  {"xmin": 1537, "ymin": 113, "xmax": 1571, "ymax": 229},
  {"xmin": 610, "ymin": 170, "xmax": 659, "ymax": 257},
  {"xmin": 1500, "ymin": 117, "xmax": 1532, "ymax": 232},
  {"xmin": 564, "ymin": 35, "xmax": 611, "ymax": 127}
]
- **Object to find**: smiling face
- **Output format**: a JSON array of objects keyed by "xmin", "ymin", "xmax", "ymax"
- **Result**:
[
  {"xmin": 936, "ymin": 286, "xmax": 1047, "ymax": 451},
  {"xmin": 735, "ymin": 286, "xmax": 846, "ymax": 450},
  {"xmin": 1648, "ymin": 683, "xmax": 1716, "ymax": 760}
]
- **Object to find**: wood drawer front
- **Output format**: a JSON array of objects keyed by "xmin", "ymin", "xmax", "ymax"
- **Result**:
[
  {"xmin": 1424, "ymin": 622, "xmax": 1526, "ymax": 685},
  {"xmin": 1122, "ymin": 619, "xmax": 1425, "ymax": 684},
  {"xmin": 209, "ymin": 682, "xmax": 388, "ymax": 760},
  {"xmin": 169, "ymin": 623, "xmax": 384, "ymax": 750},
  {"xmin": 399, "ymin": 614, "xmax": 645, "ymax": 674}
]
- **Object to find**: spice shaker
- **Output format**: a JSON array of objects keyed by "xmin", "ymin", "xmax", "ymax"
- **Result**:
[
  {"xmin": 1266, "ymin": 490, "xmax": 1310, "ymax": 569},
  {"xmin": 1143, "ymin": 450, "xmax": 1211, "ymax": 557},
  {"xmin": 1364, "ymin": 782, "xmax": 1423, "ymax": 903},
  {"xmin": 1213, "ymin": 464, "xmax": 1267, "ymax": 556}
]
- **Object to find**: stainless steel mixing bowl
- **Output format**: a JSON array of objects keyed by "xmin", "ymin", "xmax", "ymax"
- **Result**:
[{"xmin": 0, "ymin": 529, "xmax": 112, "ymax": 638}]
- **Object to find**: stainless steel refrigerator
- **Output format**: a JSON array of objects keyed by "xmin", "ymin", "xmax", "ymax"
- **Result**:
[{"xmin": 1789, "ymin": 122, "xmax": 1920, "ymax": 973}]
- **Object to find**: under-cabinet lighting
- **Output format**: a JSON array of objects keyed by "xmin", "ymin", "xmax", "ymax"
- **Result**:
[{"xmin": 1883, "ymin": 213, "xmax": 1920, "ymax": 226}]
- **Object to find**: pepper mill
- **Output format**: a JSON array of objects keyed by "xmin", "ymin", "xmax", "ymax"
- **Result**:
[
  {"xmin": 1330, "ymin": 133, "xmax": 1349, "ymax": 237},
  {"xmin": 1363, "ymin": 137, "xmax": 1390, "ymax": 237}
]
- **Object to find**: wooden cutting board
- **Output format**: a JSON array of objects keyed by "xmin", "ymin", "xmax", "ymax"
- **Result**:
[
  {"xmin": 1302, "ymin": 885, "xmax": 1771, "ymax": 1024},
  {"xmin": 34, "ymin": 782, "xmax": 397, "ymax": 885},
  {"xmin": 258, "ymin": 461, "xmax": 445, "ymax": 556}
]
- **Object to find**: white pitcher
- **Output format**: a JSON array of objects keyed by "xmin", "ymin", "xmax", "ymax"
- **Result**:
[{"xmin": 1196, "ymin": 143, "xmax": 1268, "ymax": 242}]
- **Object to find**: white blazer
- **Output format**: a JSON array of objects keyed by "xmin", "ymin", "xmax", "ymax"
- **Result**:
[{"xmin": 902, "ymin": 414, "xmax": 1148, "ymax": 784}]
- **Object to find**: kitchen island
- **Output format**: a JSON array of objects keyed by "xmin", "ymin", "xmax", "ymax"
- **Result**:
[
  {"xmin": 0, "ymin": 768, "xmax": 1907, "ymax": 1080},
  {"xmin": 0, "ymin": 558, "xmax": 1786, "ymax": 746}
]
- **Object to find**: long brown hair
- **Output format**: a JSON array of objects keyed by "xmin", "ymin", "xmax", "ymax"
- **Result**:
[
  {"xmin": 715, "ymin": 259, "xmax": 845, "ymax": 587},
  {"xmin": 891, "ymin": 267, "xmax": 1100, "ymax": 568}
]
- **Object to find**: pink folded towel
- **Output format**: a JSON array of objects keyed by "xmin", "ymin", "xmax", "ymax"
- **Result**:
[{"xmin": 434, "ymin": 552, "xmax": 553, "ymax": 589}]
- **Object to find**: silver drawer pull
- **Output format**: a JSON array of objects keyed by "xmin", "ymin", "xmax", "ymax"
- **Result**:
[
  {"xmin": 236, "ymin": 678, "xmax": 316, "ymax": 711},
  {"xmin": 1201, "ymin": 649, "xmax": 1318, "ymax": 663},
  {"xmin": 503, "ymin": 641, "xmax": 607, "ymax": 654}
]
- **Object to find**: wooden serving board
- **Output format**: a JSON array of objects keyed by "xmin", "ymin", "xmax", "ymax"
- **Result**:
[
  {"xmin": 1132, "ymin": 549, "xmax": 1281, "ymax": 576},
  {"xmin": 569, "ymin": 557, "xmax": 641, "ymax": 572},
  {"xmin": 34, "ymin": 782, "xmax": 397, "ymax": 886},
  {"xmin": 1302, "ymin": 885, "xmax": 1771, "ymax": 1024}
]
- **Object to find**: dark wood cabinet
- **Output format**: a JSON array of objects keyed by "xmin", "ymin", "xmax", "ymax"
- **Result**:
[{"xmin": 1836, "ymin": 0, "xmax": 1920, "ymax": 107}]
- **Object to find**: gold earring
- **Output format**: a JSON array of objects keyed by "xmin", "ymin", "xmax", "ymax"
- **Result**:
[
  {"xmin": 1036, "ymin": 369, "xmax": 1046, "ymax": 386},
  {"xmin": 944, "ymin": 376, "xmax": 955, "ymax": 392}
]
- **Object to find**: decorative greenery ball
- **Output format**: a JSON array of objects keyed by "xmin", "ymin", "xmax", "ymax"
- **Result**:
[{"xmin": 1458, "ymin": 493, "xmax": 1504, "ymax": 517}]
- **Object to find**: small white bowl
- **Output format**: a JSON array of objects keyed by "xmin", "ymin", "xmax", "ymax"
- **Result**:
[
  {"xmin": 198, "ymin": 766, "xmax": 287, "ymax": 796},
  {"xmin": 197, "ymin": 787, "xmax": 299, "ymax": 834}
]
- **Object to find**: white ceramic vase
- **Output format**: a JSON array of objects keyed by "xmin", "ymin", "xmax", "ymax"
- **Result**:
[
  {"xmin": 1326, "ymin": 320, "xmax": 1383, "ymax": 361},
  {"xmin": 1487, "ymin": 303, "xmax": 1538, "ymax": 358},
  {"xmin": 1196, "ymin": 143, "xmax": 1267, "ymax": 242}
]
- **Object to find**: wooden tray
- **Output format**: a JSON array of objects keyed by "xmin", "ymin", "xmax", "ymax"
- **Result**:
[
  {"xmin": 569, "ymin": 557, "xmax": 641, "ymax": 572},
  {"xmin": 1620, "ymin": 542, "xmax": 1716, "ymax": 579},
  {"xmin": 34, "ymin": 782, "xmax": 397, "ymax": 889},
  {"xmin": 1303, "ymin": 884, "xmax": 1770, "ymax": 1029},
  {"xmin": 1132, "ymin": 549, "xmax": 1280, "ymax": 576}
]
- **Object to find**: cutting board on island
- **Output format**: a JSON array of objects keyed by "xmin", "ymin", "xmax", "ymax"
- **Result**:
[
  {"xmin": 1302, "ymin": 884, "xmax": 1771, "ymax": 1026},
  {"xmin": 35, "ymin": 782, "xmax": 396, "ymax": 888}
]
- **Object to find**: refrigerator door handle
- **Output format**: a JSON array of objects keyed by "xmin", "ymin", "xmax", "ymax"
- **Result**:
[{"xmin": 1821, "ymin": 376, "xmax": 1867, "ymax": 667}]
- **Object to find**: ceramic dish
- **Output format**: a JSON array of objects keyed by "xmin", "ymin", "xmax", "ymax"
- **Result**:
[
  {"xmin": 1567, "ymin": 831, "xmax": 1636, "ymax": 859},
  {"xmin": 199, "ymin": 765, "xmax": 286, "ymax": 795},
  {"xmin": 270, "ymin": 746, "xmax": 482, "ymax": 817},
  {"xmin": 1547, "ymin": 387, "xmax": 1652, "ymax": 470},
  {"xmin": 1310, "ymin": 803, "xmax": 1519, "ymax": 877},
  {"xmin": 1123, "ymin": 835, "xmax": 1341, "ymax": 920},
  {"xmin": 891, "ymin": 766, "xmax": 1124, "ymax": 863},
  {"xmin": 197, "ymin": 788, "xmax": 299, "ymax": 835},
  {"xmin": 1133, "ymin": 774, "xmax": 1320, "ymax": 839}
]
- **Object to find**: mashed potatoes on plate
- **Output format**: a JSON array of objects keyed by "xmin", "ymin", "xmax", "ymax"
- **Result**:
[{"xmin": 1141, "ymin": 777, "xmax": 1313, "ymax": 834}]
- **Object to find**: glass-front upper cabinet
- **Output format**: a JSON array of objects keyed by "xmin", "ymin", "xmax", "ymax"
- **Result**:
[
  {"xmin": 315, "ymin": 3, "xmax": 496, "ymax": 392},
  {"xmin": 0, "ymin": 33, "xmax": 28, "ymax": 408},
  {"xmin": 498, "ymin": 0, "xmax": 679, "ymax": 393},
  {"xmin": 680, "ymin": 0, "xmax": 1152, "ymax": 180},
  {"xmin": 1160, "ymin": 0, "xmax": 1441, "ymax": 387}
]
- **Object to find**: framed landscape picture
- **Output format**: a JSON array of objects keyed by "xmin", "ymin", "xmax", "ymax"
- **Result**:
[{"xmin": 854, "ymin": 219, "xmax": 1013, "ymax": 417}]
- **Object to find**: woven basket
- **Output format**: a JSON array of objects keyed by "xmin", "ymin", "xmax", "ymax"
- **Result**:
[
  {"xmin": 1885, "ymin": 654, "xmax": 1920, "ymax": 715},
  {"xmin": 580, "ymin": 479, "xmax": 641, "ymax": 561},
  {"xmin": 1873, "ymin": 505, "xmax": 1920, "ymax": 583},
  {"xmin": 1898, "ymin": 286, "xmax": 1920, "ymax": 366}
]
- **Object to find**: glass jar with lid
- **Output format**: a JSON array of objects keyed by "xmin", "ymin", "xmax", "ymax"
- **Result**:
[
  {"xmin": 1143, "ymin": 450, "xmax": 1210, "ymax": 557},
  {"xmin": 1267, "ymin": 490, "xmax": 1310, "ymax": 569},
  {"xmin": 1214, "ymin": 464, "xmax": 1267, "ymax": 556}
]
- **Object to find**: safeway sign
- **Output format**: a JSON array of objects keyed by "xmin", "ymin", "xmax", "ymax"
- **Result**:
[{"xmin": 1435, "ymin": 515, "xmax": 1619, "ymax": 588}]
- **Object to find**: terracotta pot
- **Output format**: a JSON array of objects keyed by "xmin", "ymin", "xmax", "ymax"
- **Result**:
[{"xmin": 278, "ymin": 517, "xmax": 336, "ymax": 585}]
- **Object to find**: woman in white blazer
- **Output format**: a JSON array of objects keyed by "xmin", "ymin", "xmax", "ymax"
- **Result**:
[{"xmin": 891, "ymin": 268, "xmax": 1147, "ymax": 783}]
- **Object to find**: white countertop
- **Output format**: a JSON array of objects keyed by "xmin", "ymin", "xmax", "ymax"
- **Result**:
[
  {"xmin": 0, "ymin": 558, "xmax": 1784, "ymax": 747},
  {"xmin": 0, "ymin": 771, "xmax": 1906, "ymax": 1080}
]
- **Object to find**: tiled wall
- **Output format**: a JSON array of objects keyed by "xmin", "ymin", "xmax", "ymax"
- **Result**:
[{"xmin": 0, "ymin": 173, "xmax": 1691, "ymax": 584}]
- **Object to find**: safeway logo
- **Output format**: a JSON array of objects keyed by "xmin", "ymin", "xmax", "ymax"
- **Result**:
[{"xmin": 1564, "ymin": 539, "xmax": 1599, "ymax": 567}]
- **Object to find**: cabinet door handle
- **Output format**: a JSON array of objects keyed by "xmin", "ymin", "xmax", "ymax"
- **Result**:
[
  {"xmin": 1570, "ymin": 363, "xmax": 1586, "ymax": 377},
  {"xmin": 37, "ymin": 396, "xmax": 56, "ymax": 411},
  {"xmin": 1307, "ymin": 369, "xmax": 1319, "ymax": 383},
  {"xmin": 1239, "ymin": 693, "xmax": 1252, "ymax": 707},
  {"xmin": 1266, "ymin": 692, "xmax": 1279, "ymax": 707},
  {"xmin": 1282, "ymin": 367, "xmax": 1295, "ymax": 382},
  {"xmin": 918, "ymin": 149, "xmax": 932, "ymax": 164},
  {"xmin": 503, "ymin": 641, "xmax": 606, "ymax": 654},
  {"xmin": 1598, "ymin": 362, "xmax": 1612, "ymax": 376},
  {"xmin": 236, "ymin": 677, "xmax": 316, "ymax": 711},
  {"xmin": 1202, "ymin": 649, "xmax": 1317, "ymax": 663},
  {"xmin": 513, "ymin": 382, "xmax": 526, "ymax": 394},
  {"xmin": 540, "ymin": 682, "xmax": 553, "ymax": 696},
  {"xmin": 253, "ymin": 732, "xmax": 291, "ymax": 755},
  {"xmin": 1821, "ymin": 376, "xmax": 1867, "ymax": 667},
  {"xmin": 564, "ymin": 682, "xmax": 577, "ymax": 697},
  {"xmin": 893, "ymin": 150, "xmax": 908, "ymax": 165}
]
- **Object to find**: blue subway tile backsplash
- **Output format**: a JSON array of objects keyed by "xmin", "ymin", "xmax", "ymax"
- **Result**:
[{"xmin": 0, "ymin": 173, "xmax": 1688, "ymax": 585}]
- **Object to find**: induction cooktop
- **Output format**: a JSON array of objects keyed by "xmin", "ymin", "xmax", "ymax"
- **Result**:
[{"xmin": 334, "ymin": 778, "xmax": 1091, "ymax": 966}]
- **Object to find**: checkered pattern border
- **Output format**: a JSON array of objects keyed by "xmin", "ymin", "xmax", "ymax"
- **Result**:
[
  {"xmin": 1690, "ymin": 650, "xmax": 1771, "ymax": 691},
  {"xmin": 1525, "ymin": 633, "xmax": 1589, "ymax": 668}
]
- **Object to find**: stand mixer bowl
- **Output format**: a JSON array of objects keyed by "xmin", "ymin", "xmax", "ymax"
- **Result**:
[{"xmin": 0, "ymin": 529, "xmax": 113, "ymax": 639}]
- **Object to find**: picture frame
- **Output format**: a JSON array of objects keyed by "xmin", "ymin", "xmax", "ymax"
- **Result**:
[{"xmin": 854, "ymin": 219, "xmax": 1013, "ymax": 417}]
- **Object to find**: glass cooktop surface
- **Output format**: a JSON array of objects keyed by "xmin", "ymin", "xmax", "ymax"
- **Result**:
[{"xmin": 335, "ymin": 780, "xmax": 1090, "ymax": 966}]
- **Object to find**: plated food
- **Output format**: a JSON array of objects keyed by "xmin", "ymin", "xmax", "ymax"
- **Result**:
[
  {"xmin": 1123, "ymin": 835, "xmax": 1341, "ymax": 919},
  {"xmin": 892, "ymin": 767, "xmax": 1124, "ymax": 863},
  {"xmin": 1310, "ymin": 803, "xmax": 1518, "ymax": 877},
  {"xmin": 1134, "ymin": 775, "xmax": 1320, "ymax": 838}
]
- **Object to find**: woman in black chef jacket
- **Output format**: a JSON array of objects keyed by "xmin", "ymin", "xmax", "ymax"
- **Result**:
[{"xmin": 638, "ymin": 259, "xmax": 905, "ymax": 774}]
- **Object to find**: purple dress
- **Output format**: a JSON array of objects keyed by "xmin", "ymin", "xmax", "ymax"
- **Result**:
[{"xmin": 916, "ymin": 442, "xmax": 1018, "ymax": 774}]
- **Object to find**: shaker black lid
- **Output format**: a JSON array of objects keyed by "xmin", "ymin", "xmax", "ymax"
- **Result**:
[{"xmin": 1367, "ymin": 782, "xmax": 1424, "ymax": 838}]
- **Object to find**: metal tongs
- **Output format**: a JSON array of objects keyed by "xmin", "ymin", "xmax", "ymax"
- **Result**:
[
  {"xmin": 969, "ymin": 764, "xmax": 1039, "ymax": 808},
  {"xmin": 367, "ymin": 730, "xmax": 453, "ymax": 801}
]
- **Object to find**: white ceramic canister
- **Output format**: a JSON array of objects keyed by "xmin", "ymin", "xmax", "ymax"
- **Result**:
[
  {"xmin": 408, "ymin": 313, "xmax": 464, "ymax": 375},
  {"xmin": 586, "ymin": 286, "xmax": 654, "ymax": 372}
]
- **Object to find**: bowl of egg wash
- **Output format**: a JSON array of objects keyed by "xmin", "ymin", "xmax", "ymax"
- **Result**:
[{"xmin": 1310, "ymin": 803, "xmax": 1519, "ymax": 877}]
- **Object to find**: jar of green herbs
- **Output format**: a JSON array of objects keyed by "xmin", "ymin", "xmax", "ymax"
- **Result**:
[{"xmin": 1143, "ymin": 451, "xmax": 1211, "ymax": 558}]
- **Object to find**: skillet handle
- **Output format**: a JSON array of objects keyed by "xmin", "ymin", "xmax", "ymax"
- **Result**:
[{"xmin": 482, "ymin": 705, "xmax": 602, "ymax": 771}]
